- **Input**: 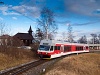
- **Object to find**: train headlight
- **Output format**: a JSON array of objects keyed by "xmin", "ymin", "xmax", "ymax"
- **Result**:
[{"xmin": 46, "ymin": 52, "xmax": 48, "ymax": 54}]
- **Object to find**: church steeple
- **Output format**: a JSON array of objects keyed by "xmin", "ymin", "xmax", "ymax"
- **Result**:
[{"xmin": 28, "ymin": 25, "xmax": 33, "ymax": 35}]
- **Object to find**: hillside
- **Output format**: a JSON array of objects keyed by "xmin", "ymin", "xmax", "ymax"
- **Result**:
[
  {"xmin": 0, "ymin": 48, "xmax": 38, "ymax": 71},
  {"xmin": 44, "ymin": 53, "xmax": 100, "ymax": 75}
]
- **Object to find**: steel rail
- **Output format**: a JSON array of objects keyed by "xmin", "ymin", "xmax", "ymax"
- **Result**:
[{"xmin": 0, "ymin": 59, "xmax": 49, "ymax": 75}]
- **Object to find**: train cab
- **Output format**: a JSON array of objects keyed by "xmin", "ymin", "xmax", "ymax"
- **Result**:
[{"xmin": 37, "ymin": 39, "xmax": 54, "ymax": 59}]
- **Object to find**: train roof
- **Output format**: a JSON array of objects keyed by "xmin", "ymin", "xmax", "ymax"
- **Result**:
[{"xmin": 40, "ymin": 39, "xmax": 88, "ymax": 46}]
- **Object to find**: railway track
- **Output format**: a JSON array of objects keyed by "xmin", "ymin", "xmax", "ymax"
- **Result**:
[
  {"xmin": 0, "ymin": 59, "xmax": 49, "ymax": 75},
  {"xmin": 0, "ymin": 50, "xmax": 99, "ymax": 75}
]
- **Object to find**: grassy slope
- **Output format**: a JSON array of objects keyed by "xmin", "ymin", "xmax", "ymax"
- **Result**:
[
  {"xmin": 44, "ymin": 53, "xmax": 100, "ymax": 75},
  {"xmin": 0, "ymin": 49, "xmax": 38, "ymax": 71}
]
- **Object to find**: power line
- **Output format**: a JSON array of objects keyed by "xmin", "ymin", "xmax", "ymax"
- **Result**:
[
  {"xmin": 11, "ymin": 9, "xmax": 35, "ymax": 22},
  {"xmin": 12, "ymin": 0, "xmax": 36, "ymax": 18},
  {"xmin": 2, "ymin": 1, "xmax": 35, "ymax": 22}
]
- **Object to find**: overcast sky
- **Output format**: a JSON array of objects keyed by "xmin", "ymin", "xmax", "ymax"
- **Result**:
[{"xmin": 0, "ymin": 0, "xmax": 100, "ymax": 40}]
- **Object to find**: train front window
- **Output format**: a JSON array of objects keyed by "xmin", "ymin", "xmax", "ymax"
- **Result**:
[{"xmin": 39, "ymin": 45, "xmax": 50, "ymax": 51}]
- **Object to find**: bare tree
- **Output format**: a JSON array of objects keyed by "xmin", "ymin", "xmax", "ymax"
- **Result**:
[
  {"xmin": 0, "ymin": 22, "xmax": 11, "ymax": 35},
  {"xmin": 11, "ymin": 37, "xmax": 24, "ymax": 47},
  {"xmin": 67, "ymin": 24, "xmax": 74, "ymax": 42},
  {"xmin": 37, "ymin": 7, "xmax": 58, "ymax": 39},
  {"xmin": 48, "ymin": 33, "xmax": 54, "ymax": 40},
  {"xmin": 0, "ymin": 23, "xmax": 11, "ymax": 36},
  {"xmin": 0, "ymin": 23, "xmax": 6, "ymax": 36},
  {"xmin": 35, "ymin": 28, "xmax": 44, "ymax": 42},
  {"xmin": 62, "ymin": 32, "xmax": 67, "ymax": 40},
  {"xmin": 90, "ymin": 34, "xmax": 99, "ymax": 44},
  {"xmin": 0, "ymin": 23, "xmax": 7, "ymax": 46},
  {"xmin": 0, "ymin": 23, "xmax": 11, "ymax": 52},
  {"xmin": 78, "ymin": 35, "xmax": 87, "ymax": 44},
  {"xmin": 98, "ymin": 34, "xmax": 100, "ymax": 44}
]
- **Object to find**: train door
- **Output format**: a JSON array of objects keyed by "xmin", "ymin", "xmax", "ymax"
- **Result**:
[
  {"xmin": 83, "ymin": 46, "xmax": 86, "ymax": 50},
  {"xmin": 61, "ymin": 45, "xmax": 64, "ymax": 53}
]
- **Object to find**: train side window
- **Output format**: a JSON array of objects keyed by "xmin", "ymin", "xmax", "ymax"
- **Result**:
[
  {"xmin": 80, "ymin": 47, "xmax": 81, "ymax": 50},
  {"xmin": 67, "ymin": 46, "xmax": 70, "ymax": 51},
  {"xmin": 58, "ymin": 46, "xmax": 60, "ymax": 50},
  {"xmin": 50, "ymin": 46, "xmax": 53, "ymax": 51},
  {"xmin": 54, "ymin": 46, "xmax": 57, "ymax": 50},
  {"xmin": 64, "ymin": 46, "xmax": 67, "ymax": 50},
  {"xmin": 76, "ymin": 46, "xmax": 80, "ymax": 51},
  {"xmin": 64, "ymin": 46, "xmax": 71, "ymax": 52},
  {"xmin": 80, "ymin": 47, "xmax": 83, "ymax": 50},
  {"xmin": 54, "ymin": 46, "xmax": 60, "ymax": 50},
  {"xmin": 76, "ymin": 46, "xmax": 83, "ymax": 51},
  {"xmin": 76, "ymin": 46, "xmax": 77, "ymax": 50}
]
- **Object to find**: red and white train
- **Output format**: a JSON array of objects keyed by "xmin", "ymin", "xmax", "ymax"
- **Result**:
[{"xmin": 37, "ymin": 39, "xmax": 89, "ymax": 59}]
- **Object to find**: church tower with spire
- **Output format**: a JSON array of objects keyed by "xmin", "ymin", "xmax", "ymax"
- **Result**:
[
  {"xmin": 28, "ymin": 26, "xmax": 33, "ymax": 35},
  {"xmin": 14, "ymin": 25, "xmax": 33, "ymax": 46}
]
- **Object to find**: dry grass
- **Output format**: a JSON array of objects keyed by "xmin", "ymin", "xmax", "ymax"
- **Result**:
[
  {"xmin": 44, "ymin": 53, "xmax": 100, "ymax": 75},
  {"xmin": 0, "ymin": 47, "xmax": 38, "ymax": 71}
]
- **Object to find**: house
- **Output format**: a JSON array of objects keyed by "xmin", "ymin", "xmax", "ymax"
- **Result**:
[
  {"xmin": 14, "ymin": 26, "xmax": 34, "ymax": 46},
  {"xmin": 0, "ymin": 34, "xmax": 11, "ymax": 46}
]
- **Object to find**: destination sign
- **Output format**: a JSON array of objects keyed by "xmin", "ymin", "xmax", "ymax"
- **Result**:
[{"xmin": 43, "ymin": 43, "xmax": 49, "ymax": 45}]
